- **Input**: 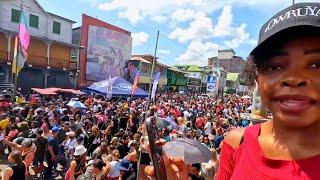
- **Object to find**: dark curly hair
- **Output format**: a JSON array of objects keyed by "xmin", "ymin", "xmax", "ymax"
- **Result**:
[
  {"xmin": 241, "ymin": 56, "xmax": 257, "ymax": 87},
  {"xmin": 241, "ymin": 26, "xmax": 320, "ymax": 87}
]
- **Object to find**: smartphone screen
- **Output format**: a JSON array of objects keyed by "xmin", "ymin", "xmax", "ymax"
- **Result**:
[{"xmin": 145, "ymin": 116, "xmax": 167, "ymax": 180}]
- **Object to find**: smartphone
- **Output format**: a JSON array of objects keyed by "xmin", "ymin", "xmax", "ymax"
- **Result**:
[{"xmin": 145, "ymin": 116, "xmax": 167, "ymax": 180}]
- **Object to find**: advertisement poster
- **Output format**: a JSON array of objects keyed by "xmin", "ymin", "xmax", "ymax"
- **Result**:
[
  {"xmin": 151, "ymin": 72, "xmax": 161, "ymax": 100},
  {"xmin": 124, "ymin": 60, "xmax": 140, "ymax": 83},
  {"xmin": 207, "ymin": 76, "xmax": 217, "ymax": 92},
  {"xmin": 131, "ymin": 70, "xmax": 140, "ymax": 97},
  {"xmin": 86, "ymin": 25, "xmax": 132, "ymax": 81}
]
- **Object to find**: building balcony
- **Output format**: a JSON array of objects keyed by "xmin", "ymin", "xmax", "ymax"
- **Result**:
[{"xmin": 0, "ymin": 50, "xmax": 77, "ymax": 70}]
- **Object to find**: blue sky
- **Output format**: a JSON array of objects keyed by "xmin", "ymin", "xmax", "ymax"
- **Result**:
[{"xmin": 38, "ymin": 0, "xmax": 317, "ymax": 66}]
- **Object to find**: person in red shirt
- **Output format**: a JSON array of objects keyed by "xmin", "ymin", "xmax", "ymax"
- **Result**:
[
  {"xmin": 217, "ymin": 3, "xmax": 320, "ymax": 179},
  {"xmin": 195, "ymin": 114, "xmax": 205, "ymax": 129},
  {"xmin": 147, "ymin": 3, "xmax": 320, "ymax": 180}
]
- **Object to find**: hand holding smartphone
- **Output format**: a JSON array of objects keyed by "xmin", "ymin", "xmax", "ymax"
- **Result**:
[{"xmin": 145, "ymin": 116, "xmax": 167, "ymax": 180}]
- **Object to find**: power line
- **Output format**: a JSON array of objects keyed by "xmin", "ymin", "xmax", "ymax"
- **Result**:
[
  {"xmin": 20, "ymin": 0, "xmax": 49, "ymax": 35},
  {"xmin": 144, "ymin": 35, "xmax": 155, "ymax": 54},
  {"xmin": 159, "ymin": 33, "xmax": 211, "ymax": 64}
]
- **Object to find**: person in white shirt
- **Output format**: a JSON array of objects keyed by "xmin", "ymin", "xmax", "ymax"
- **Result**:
[
  {"xmin": 63, "ymin": 131, "xmax": 77, "ymax": 159},
  {"xmin": 204, "ymin": 117, "xmax": 212, "ymax": 136},
  {"xmin": 183, "ymin": 110, "xmax": 190, "ymax": 121}
]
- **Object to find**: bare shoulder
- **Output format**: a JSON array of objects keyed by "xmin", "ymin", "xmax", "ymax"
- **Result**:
[
  {"xmin": 4, "ymin": 167, "xmax": 13, "ymax": 175},
  {"xmin": 224, "ymin": 128, "xmax": 246, "ymax": 149}
]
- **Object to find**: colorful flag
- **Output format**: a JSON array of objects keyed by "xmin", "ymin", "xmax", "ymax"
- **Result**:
[
  {"xmin": 151, "ymin": 72, "xmax": 161, "ymax": 100},
  {"xmin": 131, "ymin": 70, "xmax": 140, "ymax": 97},
  {"xmin": 12, "ymin": 11, "xmax": 30, "ymax": 76},
  {"xmin": 18, "ymin": 11, "xmax": 30, "ymax": 50},
  {"xmin": 12, "ymin": 36, "xmax": 18, "ymax": 74}
]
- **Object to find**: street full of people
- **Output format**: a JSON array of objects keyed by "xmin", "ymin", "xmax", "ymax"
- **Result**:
[{"xmin": 0, "ymin": 92, "xmax": 251, "ymax": 180}]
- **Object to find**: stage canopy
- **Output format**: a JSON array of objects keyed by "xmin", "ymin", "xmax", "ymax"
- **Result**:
[
  {"xmin": 87, "ymin": 76, "xmax": 148, "ymax": 98},
  {"xmin": 31, "ymin": 88, "xmax": 85, "ymax": 95}
]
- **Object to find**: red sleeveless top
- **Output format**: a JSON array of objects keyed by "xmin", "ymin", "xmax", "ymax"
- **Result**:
[{"xmin": 217, "ymin": 124, "xmax": 320, "ymax": 180}]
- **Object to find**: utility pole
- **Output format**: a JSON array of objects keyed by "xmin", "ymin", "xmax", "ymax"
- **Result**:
[
  {"xmin": 146, "ymin": 30, "xmax": 159, "ymax": 111},
  {"xmin": 292, "ymin": 0, "xmax": 295, "ymax": 5},
  {"xmin": 138, "ymin": 30, "xmax": 160, "ymax": 180}
]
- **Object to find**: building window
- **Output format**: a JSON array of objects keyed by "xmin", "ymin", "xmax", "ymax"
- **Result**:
[
  {"xmin": 29, "ymin": 14, "xmax": 39, "ymax": 28},
  {"xmin": 11, "ymin": 9, "xmax": 20, "ymax": 23},
  {"xmin": 53, "ymin": 21, "xmax": 61, "ymax": 34}
]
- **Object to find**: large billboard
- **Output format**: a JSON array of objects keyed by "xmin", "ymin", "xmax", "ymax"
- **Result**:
[{"xmin": 86, "ymin": 25, "xmax": 132, "ymax": 82}]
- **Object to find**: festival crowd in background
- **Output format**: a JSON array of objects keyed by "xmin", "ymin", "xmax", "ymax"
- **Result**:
[{"xmin": 0, "ymin": 91, "xmax": 252, "ymax": 180}]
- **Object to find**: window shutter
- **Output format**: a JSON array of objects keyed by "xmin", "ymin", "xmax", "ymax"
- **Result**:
[
  {"xmin": 53, "ymin": 21, "xmax": 61, "ymax": 34},
  {"xmin": 11, "ymin": 9, "xmax": 20, "ymax": 23},
  {"xmin": 29, "ymin": 14, "xmax": 39, "ymax": 28}
]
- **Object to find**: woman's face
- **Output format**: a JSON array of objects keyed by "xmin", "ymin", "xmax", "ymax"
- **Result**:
[{"xmin": 257, "ymin": 36, "xmax": 320, "ymax": 128}]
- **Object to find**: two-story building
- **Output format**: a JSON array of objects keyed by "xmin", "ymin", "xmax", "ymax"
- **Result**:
[
  {"xmin": 0, "ymin": 0, "xmax": 82, "ymax": 93},
  {"xmin": 166, "ymin": 67, "xmax": 187, "ymax": 91},
  {"xmin": 131, "ymin": 55, "xmax": 168, "ymax": 91},
  {"xmin": 174, "ymin": 65, "xmax": 203, "ymax": 92}
]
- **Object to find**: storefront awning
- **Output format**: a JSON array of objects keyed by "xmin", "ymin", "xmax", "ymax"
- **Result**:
[{"xmin": 31, "ymin": 88, "xmax": 58, "ymax": 95}]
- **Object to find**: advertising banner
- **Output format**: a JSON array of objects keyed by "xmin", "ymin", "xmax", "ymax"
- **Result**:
[
  {"xmin": 207, "ymin": 76, "xmax": 217, "ymax": 92},
  {"xmin": 86, "ymin": 25, "xmax": 132, "ymax": 81},
  {"xmin": 131, "ymin": 70, "xmax": 140, "ymax": 97},
  {"xmin": 151, "ymin": 72, "xmax": 161, "ymax": 100}
]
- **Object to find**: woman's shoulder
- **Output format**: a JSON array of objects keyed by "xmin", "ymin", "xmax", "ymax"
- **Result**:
[
  {"xmin": 224, "ymin": 124, "xmax": 261, "ymax": 149},
  {"xmin": 224, "ymin": 128, "xmax": 246, "ymax": 149}
]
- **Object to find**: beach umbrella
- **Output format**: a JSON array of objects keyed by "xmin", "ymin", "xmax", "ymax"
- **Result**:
[
  {"xmin": 163, "ymin": 138, "xmax": 213, "ymax": 164},
  {"xmin": 67, "ymin": 101, "xmax": 86, "ymax": 109}
]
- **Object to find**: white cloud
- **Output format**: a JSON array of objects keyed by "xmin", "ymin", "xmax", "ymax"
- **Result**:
[
  {"xmin": 171, "ymin": 9, "xmax": 199, "ymax": 22},
  {"xmin": 91, "ymin": 0, "xmax": 313, "ymax": 25},
  {"xmin": 176, "ymin": 40, "xmax": 221, "ymax": 66},
  {"xmin": 170, "ymin": 5, "xmax": 255, "ymax": 49},
  {"xmin": 169, "ymin": 13, "xmax": 214, "ymax": 42},
  {"xmin": 152, "ymin": 16, "xmax": 168, "ymax": 23},
  {"xmin": 158, "ymin": 49, "xmax": 171, "ymax": 54},
  {"xmin": 213, "ymin": 5, "xmax": 233, "ymax": 37},
  {"xmin": 131, "ymin": 32, "xmax": 150, "ymax": 46},
  {"xmin": 97, "ymin": 0, "xmax": 220, "ymax": 25}
]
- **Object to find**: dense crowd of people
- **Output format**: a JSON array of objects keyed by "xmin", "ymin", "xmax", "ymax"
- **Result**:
[{"xmin": 0, "ymin": 92, "xmax": 252, "ymax": 180}]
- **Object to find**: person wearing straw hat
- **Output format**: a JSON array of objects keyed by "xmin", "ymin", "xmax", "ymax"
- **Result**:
[
  {"xmin": 65, "ymin": 145, "xmax": 87, "ymax": 180},
  {"xmin": 217, "ymin": 2, "xmax": 320, "ymax": 179}
]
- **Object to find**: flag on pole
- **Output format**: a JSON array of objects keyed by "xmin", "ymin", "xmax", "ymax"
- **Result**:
[
  {"xmin": 106, "ymin": 75, "xmax": 112, "ymax": 99},
  {"xmin": 18, "ymin": 11, "xmax": 30, "ymax": 50},
  {"xmin": 151, "ymin": 72, "xmax": 161, "ymax": 100},
  {"xmin": 131, "ymin": 70, "xmax": 140, "ymax": 97},
  {"xmin": 12, "ymin": 10, "xmax": 30, "ymax": 76}
]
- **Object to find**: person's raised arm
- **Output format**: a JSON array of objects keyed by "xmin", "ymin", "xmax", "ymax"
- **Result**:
[{"xmin": 2, "ymin": 139, "xmax": 22, "ymax": 151}]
